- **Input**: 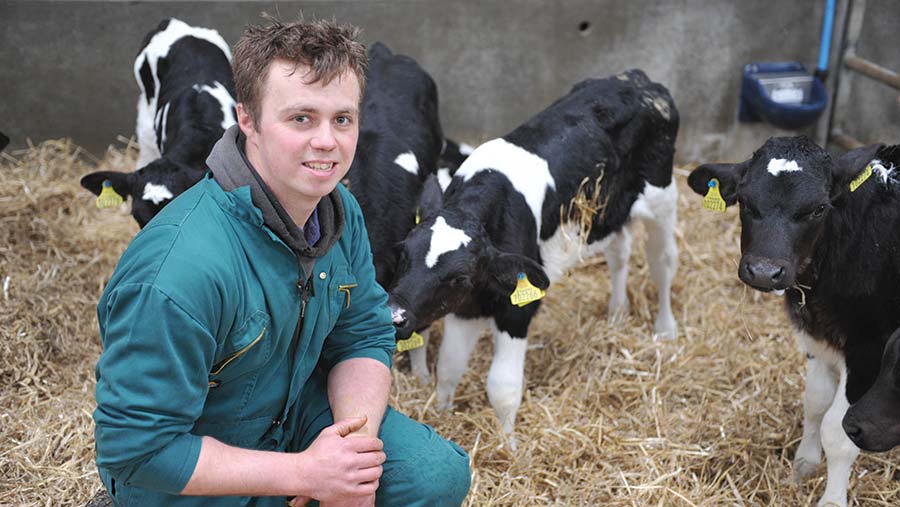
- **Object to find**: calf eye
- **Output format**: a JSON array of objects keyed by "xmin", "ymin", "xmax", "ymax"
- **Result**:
[
  {"xmin": 449, "ymin": 275, "xmax": 469, "ymax": 288},
  {"xmin": 797, "ymin": 204, "xmax": 828, "ymax": 221}
]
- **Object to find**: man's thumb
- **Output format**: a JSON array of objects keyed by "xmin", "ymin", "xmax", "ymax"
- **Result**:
[{"xmin": 334, "ymin": 415, "xmax": 368, "ymax": 437}]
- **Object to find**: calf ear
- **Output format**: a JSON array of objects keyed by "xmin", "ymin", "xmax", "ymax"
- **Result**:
[
  {"xmin": 687, "ymin": 161, "xmax": 747, "ymax": 206},
  {"xmin": 80, "ymin": 171, "xmax": 134, "ymax": 198},
  {"xmin": 486, "ymin": 246, "xmax": 550, "ymax": 293},
  {"xmin": 418, "ymin": 174, "xmax": 444, "ymax": 221},
  {"xmin": 832, "ymin": 143, "xmax": 885, "ymax": 192}
]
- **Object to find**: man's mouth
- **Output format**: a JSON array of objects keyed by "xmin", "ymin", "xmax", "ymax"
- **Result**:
[{"xmin": 304, "ymin": 161, "xmax": 336, "ymax": 173}]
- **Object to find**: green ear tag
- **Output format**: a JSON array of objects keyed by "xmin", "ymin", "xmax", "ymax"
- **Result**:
[
  {"xmin": 702, "ymin": 178, "xmax": 727, "ymax": 212},
  {"xmin": 96, "ymin": 180, "xmax": 124, "ymax": 209},
  {"xmin": 509, "ymin": 272, "xmax": 546, "ymax": 307},
  {"xmin": 415, "ymin": 207, "xmax": 421, "ymax": 225},
  {"xmin": 849, "ymin": 165, "xmax": 873, "ymax": 192},
  {"xmin": 396, "ymin": 331, "xmax": 425, "ymax": 353}
]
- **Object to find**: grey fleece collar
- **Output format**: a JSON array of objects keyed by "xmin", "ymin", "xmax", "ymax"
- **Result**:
[{"xmin": 207, "ymin": 125, "xmax": 344, "ymax": 258}]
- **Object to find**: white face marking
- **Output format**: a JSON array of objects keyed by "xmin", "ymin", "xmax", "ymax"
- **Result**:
[
  {"xmin": 436, "ymin": 168, "xmax": 452, "ymax": 191},
  {"xmin": 426, "ymin": 216, "xmax": 471, "ymax": 268},
  {"xmin": 142, "ymin": 182, "xmax": 174, "ymax": 205},
  {"xmin": 459, "ymin": 142, "xmax": 475, "ymax": 156},
  {"xmin": 766, "ymin": 158, "xmax": 803, "ymax": 176},
  {"xmin": 192, "ymin": 81, "xmax": 237, "ymax": 130},
  {"xmin": 455, "ymin": 138, "xmax": 555, "ymax": 236},
  {"xmin": 393, "ymin": 151, "xmax": 420, "ymax": 176}
]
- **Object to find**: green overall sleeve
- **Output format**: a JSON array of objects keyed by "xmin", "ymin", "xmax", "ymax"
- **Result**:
[{"xmin": 94, "ymin": 282, "xmax": 216, "ymax": 494}]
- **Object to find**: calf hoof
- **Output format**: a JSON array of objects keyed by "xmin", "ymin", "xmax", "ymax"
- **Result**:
[
  {"xmin": 792, "ymin": 456, "xmax": 820, "ymax": 483},
  {"xmin": 654, "ymin": 315, "xmax": 677, "ymax": 340},
  {"xmin": 816, "ymin": 497, "xmax": 847, "ymax": 507},
  {"xmin": 413, "ymin": 370, "xmax": 432, "ymax": 386}
]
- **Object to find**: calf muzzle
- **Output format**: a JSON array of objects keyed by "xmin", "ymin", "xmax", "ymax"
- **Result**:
[{"xmin": 738, "ymin": 254, "xmax": 792, "ymax": 291}]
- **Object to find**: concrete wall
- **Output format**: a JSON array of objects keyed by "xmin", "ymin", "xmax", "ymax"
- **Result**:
[
  {"xmin": 832, "ymin": 0, "xmax": 900, "ymax": 148},
  {"xmin": 3, "ymin": 0, "xmax": 876, "ymax": 164}
]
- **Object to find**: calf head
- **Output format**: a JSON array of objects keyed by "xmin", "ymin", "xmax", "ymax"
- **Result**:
[
  {"xmin": 688, "ymin": 136, "xmax": 882, "ymax": 292},
  {"xmin": 843, "ymin": 328, "xmax": 900, "ymax": 452},
  {"xmin": 81, "ymin": 158, "xmax": 204, "ymax": 228},
  {"xmin": 387, "ymin": 204, "xmax": 549, "ymax": 340}
]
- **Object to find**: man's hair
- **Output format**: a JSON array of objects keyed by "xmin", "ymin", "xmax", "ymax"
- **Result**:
[{"xmin": 233, "ymin": 16, "xmax": 368, "ymax": 125}]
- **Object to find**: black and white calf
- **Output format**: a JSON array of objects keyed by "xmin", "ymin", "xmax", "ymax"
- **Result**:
[
  {"xmin": 843, "ymin": 326, "xmax": 900, "ymax": 452},
  {"xmin": 343, "ymin": 42, "xmax": 443, "ymax": 379},
  {"xmin": 0, "ymin": 131, "xmax": 8, "ymax": 152},
  {"xmin": 689, "ymin": 137, "xmax": 900, "ymax": 507},
  {"xmin": 81, "ymin": 18, "xmax": 236, "ymax": 227},
  {"xmin": 388, "ymin": 69, "xmax": 680, "ymax": 441}
]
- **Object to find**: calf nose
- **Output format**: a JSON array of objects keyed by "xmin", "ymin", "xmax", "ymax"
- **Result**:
[
  {"xmin": 842, "ymin": 415, "xmax": 863, "ymax": 445},
  {"xmin": 741, "ymin": 258, "xmax": 788, "ymax": 289}
]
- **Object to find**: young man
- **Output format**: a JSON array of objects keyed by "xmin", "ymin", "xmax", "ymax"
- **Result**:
[{"xmin": 92, "ymin": 17, "xmax": 470, "ymax": 507}]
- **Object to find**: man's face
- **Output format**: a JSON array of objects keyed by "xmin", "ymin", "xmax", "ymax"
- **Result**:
[{"xmin": 239, "ymin": 59, "xmax": 360, "ymax": 215}]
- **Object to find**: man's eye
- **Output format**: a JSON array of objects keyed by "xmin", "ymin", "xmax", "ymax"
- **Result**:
[
  {"xmin": 335, "ymin": 116, "xmax": 352, "ymax": 126},
  {"xmin": 293, "ymin": 115, "xmax": 309, "ymax": 124}
]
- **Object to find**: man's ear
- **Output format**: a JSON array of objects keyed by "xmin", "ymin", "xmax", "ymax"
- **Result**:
[
  {"xmin": 485, "ymin": 245, "xmax": 550, "ymax": 293},
  {"xmin": 687, "ymin": 161, "xmax": 748, "ymax": 206},
  {"xmin": 236, "ymin": 103, "xmax": 257, "ymax": 138},
  {"xmin": 418, "ymin": 174, "xmax": 444, "ymax": 222},
  {"xmin": 832, "ymin": 143, "xmax": 885, "ymax": 193},
  {"xmin": 80, "ymin": 171, "xmax": 134, "ymax": 198}
]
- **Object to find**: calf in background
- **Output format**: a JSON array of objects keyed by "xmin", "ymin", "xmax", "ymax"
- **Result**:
[
  {"xmin": 343, "ymin": 42, "xmax": 445, "ymax": 381},
  {"xmin": 388, "ymin": 69, "xmax": 680, "ymax": 443},
  {"xmin": 689, "ymin": 137, "xmax": 900, "ymax": 507},
  {"xmin": 81, "ymin": 18, "xmax": 236, "ymax": 227}
]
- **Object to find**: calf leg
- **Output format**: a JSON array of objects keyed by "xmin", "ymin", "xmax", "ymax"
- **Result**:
[
  {"xmin": 641, "ymin": 184, "xmax": 678, "ymax": 338},
  {"xmin": 794, "ymin": 354, "xmax": 838, "ymax": 481},
  {"xmin": 817, "ymin": 364, "xmax": 858, "ymax": 507},
  {"xmin": 486, "ymin": 323, "xmax": 528, "ymax": 449},
  {"xmin": 602, "ymin": 226, "xmax": 632, "ymax": 325},
  {"xmin": 408, "ymin": 328, "xmax": 431, "ymax": 385},
  {"xmin": 436, "ymin": 315, "xmax": 488, "ymax": 411}
]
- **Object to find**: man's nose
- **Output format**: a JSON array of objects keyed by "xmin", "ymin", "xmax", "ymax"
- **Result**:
[{"xmin": 310, "ymin": 123, "xmax": 337, "ymax": 151}]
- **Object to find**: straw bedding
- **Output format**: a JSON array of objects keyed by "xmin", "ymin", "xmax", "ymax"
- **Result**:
[{"xmin": 2, "ymin": 138, "xmax": 899, "ymax": 506}]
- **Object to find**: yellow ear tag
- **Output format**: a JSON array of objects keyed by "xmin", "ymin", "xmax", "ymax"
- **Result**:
[
  {"xmin": 849, "ymin": 164, "xmax": 873, "ymax": 192},
  {"xmin": 96, "ymin": 180, "xmax": 124, "ymax": 209},
  {"xmin": 509, "ymin": 272, "xmax": 546, "ymax": 307},
  {"xmin": 396, "ymin": 331, "xmax": 425, "ymax": 353},
  {"xmin": 415, "ymin": 207, "xmax": 421, "ymax": 225},
  {"xmin": 702, "ymin": 178, "xmax": 727, "ymax": 212}
]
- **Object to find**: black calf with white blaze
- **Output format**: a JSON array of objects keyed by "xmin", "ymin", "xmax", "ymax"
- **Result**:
[
  {"xmin": 689, "ymin": 138, "xmax": 900, "ymax": 507},
  {"xmin": 81, "ymin": 18, "xmax": 236, "ymax": 227},
  {"xmin": 343, "ymin": 42, "xmax": 444, "ymax": 381},
  {"xmin": 388, "ymin": 70, "xmax": 679, "ymax": 442}
]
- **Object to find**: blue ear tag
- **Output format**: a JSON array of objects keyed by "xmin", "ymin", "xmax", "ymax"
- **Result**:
[
  {"xmin": 96, "ymin": 180, "xmax": 124, "ymax": 209},
  {"xmin": 509, "ymin": 272, "xmax": 545, "ymax": 307}
]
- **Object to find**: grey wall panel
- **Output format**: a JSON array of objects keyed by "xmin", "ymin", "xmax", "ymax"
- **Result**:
[{"xmin": 1, "ymin": 0, "xmax": 850, "ymax": 163}]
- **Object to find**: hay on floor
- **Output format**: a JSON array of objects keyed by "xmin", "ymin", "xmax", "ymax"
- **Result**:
[{"xmin": 2, "ymin": 139, "xmax": 899, "ymax": 506}]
